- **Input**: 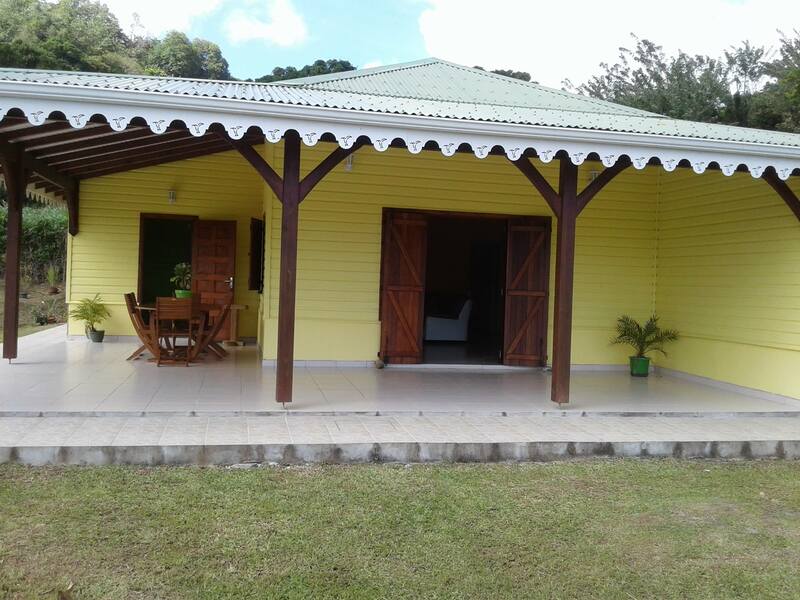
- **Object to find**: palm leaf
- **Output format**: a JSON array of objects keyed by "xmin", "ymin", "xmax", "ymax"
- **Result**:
[{"xmin": 611, "ymin": 314, "xmax": 678, "ymax": 358}]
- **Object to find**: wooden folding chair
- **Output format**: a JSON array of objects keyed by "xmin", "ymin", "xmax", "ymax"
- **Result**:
[
  {"xmin": 124, "ymin": 292, "xmax": 160, "ymax": 360},
  {"xmin": 154, "ymin": 297, "xmax": 203, "ymax": 366},
  {"xmin": 196, "ymin": 303, "xmax": 232, "ymax": 360}
]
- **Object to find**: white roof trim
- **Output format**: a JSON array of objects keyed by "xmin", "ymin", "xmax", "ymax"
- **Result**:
[{"xmin": 2, "ymin": 80, "xmax": 799, "ymax": 180}]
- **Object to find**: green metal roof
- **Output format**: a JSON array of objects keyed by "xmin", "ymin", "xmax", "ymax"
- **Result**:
[
  {"xmin": 2, "ymin": 58, "xmax": 799, "ymax": 149},
  {"xmin": 282, "ymin": 59, "xmax": 655, "ymax": 116}
]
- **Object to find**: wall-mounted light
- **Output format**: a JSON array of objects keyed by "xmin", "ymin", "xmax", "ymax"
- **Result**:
[
  {"xmin": 344, "ymin": 154, "xmax": 354, "ymax": 172},
  {"xmin": 167, "ymin": 190, "xmax": 177, "ymax": 204}
]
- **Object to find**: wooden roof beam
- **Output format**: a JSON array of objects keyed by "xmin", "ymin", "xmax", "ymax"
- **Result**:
[
  {"xmin": 576, "ymin": 158, "xmax": 631, "ymax": 214},
  {"xmin": 763, "ymin": 168, "xmax": 800, "ymax": 222},
  {"xmin": 48, "ymin": 131, "xmax": 198, "ymax": 167},
  {"xmin": 1, "ymin": 140, "xmax": 74, "ymax": 192},
  {"xmin": 509, "ymin": 157, "xmax": 561, "ymax": 217},
  {"xmin": 22, "ymin": 124, "xmax": 126, "ymax": 150},
  {"xmin": 224, "ymin": 136, "xmax": 283, "ymax": 198},
  {"xmin": 75, "ymin": 140, "xmax": 233, "ymax": 179},
  {"xmin": 63, "ymin": 137, "xmax": 230, "ymax": 175},
  {"xmin": 299, "ymin": 140, "xmax": 366, "ymax": 200},
  {"xmin": 3, "ymin": 121, "xmax": 83, "ymax": 144},
  {"xmin": 34, "ymin": 128, "xmax": 185, "ymax": 159}
]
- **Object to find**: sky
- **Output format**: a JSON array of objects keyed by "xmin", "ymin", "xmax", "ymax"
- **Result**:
[{"xmin": 99, "ymin": 0, "xmax": 798, "ymax": 86}]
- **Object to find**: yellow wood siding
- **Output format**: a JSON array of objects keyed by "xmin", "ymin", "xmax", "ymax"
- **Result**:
[
  {"xmin": 66, "ymin": 151, "xmax": 263, "ymax": 337},
  {"xmin": 261, "ymin": 142, "xmax": 659, "ymax": 364},
  {"xmin": 656, "ymin": 169, "xmax": 800, "ymax": 397}
]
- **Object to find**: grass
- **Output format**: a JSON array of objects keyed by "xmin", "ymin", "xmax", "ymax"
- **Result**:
[{"xmin": 1, "ymin": 461, "xmax": 799, "ymax": 599}]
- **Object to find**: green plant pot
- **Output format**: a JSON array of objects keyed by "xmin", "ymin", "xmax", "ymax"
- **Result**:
[
  {"xmin": 88, "ymin": 329, "xmax": 105, "ymax": 343},
  {"xmin": 175, "ymin": 290, "xmax": 192, "ymax": 298},
  {"xmin": 629, "ymin": 356, "xmax": 650, "ymax": 377}
]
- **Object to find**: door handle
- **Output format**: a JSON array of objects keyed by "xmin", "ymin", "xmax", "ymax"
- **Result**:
[{"xmin": 226, "ymin": 276, "xmax": 234, "ymax": 289}]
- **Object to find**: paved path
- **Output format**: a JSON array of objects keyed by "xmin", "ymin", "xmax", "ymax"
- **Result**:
[{"xmin": 2, "ymin": 414, "xmax": 799, "ymax": 465}]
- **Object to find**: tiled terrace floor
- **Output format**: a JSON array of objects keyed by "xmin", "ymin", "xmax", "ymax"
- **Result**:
[{"xmin": 1, "ymin": 326, "xmax": 799, "ymax": 415}]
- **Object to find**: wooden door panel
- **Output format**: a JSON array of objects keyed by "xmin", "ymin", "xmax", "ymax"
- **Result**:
[
  {"xmin": 503, "ymin": 217, "xmax": 551, "ymax": 366},
  {"xmin": 192, "ymin": 220, "xmax": 236, "ymax": 340},
  {"xmin": 379, "ymin": 211, "xmax": 428, "ymax": 364}
]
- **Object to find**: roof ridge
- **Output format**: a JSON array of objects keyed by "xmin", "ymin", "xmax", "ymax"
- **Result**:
[
  {"xmin": 430, "ymin": 59, "xmax": 663, "ymax": 118},
  {"xmin": 278, "ymin": 58, "xmax": 440, "ymax": 86},
  {"xmin": 281, "ymin": 58, "xmax": 654, "ymax": 118}
]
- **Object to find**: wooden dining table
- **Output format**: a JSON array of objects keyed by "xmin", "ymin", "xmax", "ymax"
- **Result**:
[{"xmin": 136, "ymin": 302, "xmax": 230, "ymax": 360}]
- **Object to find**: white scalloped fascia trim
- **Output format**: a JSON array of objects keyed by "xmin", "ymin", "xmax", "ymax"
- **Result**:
[{"xmin": 1, "ymin": 81, "xmax": 799, "ymax": 180}]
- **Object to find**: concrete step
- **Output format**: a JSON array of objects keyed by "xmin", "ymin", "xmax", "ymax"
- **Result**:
[{"xmin": 1, "ymin": 414, "xmax": 799, "ymax": 465}]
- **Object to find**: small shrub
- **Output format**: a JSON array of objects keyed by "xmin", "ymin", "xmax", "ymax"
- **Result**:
[
  {"xmin": 69, "ymin": 294, "xmax": 111, "ymax": 333},
  {"xmin": 0, "ymin": 204, "xmax": 68, "ymax": 283},
  {"xmin": 611, "ymin": 315, "xmax": 679, "ymax": 358}
]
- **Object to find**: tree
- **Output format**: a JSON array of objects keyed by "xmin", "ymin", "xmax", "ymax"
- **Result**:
[
  {"xmin": 749, "ymin": 31, "xmax": 800, "ymax": 132},
  {"xmin": 0, "ymin": 0, "xmax": 233, "ymax": 79},
  {"xmin": 144, "ymin": 31, "xmax": 201, "ymax": 78},
  {"xmin": 567, "ymin": 36, "xmax": 735, "ymax": 123},
  {"xmin": 722, "ymin": 41, "xmax": 767, "ymax": 127},
  {"xmin": 0, "ymin": 0, "xmax": 137, "ymax": 73},
  {"xmin": 473, "ymin": 65, "xmax": 533, "ymax": 82},
  {"xmin": 193, "ymin": 39, "xmax": 230, "ymax": 80},
  {"xmin": 143, "ymin": 32, "xmax": 231, "ymax": 79},
  {"xmin": 254, "ymin": 59, "xmax": 355, "ymax": 83}
]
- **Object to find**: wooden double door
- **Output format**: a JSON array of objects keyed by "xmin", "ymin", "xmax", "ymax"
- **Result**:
[{"xmin": 379, "ymin": 210, "xmax": 551, "ymax": 366}]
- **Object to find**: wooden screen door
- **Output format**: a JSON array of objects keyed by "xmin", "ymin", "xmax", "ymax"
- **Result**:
[
  {"xmin": 379, "ymin": 210, "xmax": 428, "ymax": 364},
  {"xmin": 503, "ymin": 217, "xmax": 551, "ymax": 366},
  {"xmin": 192, "ymin": 220, "xmax": 236, "ymax": 340}
]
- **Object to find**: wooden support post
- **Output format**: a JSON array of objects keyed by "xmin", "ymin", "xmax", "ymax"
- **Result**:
[
  {"xmin": 228, "ymin": 132, "xmax": 363, "ymax": 403},
  {"xmin": 275, "ymin": 131, "xmax": 301, "ymax": 405},
  {"xmin": 550, "ymin": 157, "xmax": 579, "ymax": 405},
  {"xmin": 0, "ymin": 145, "xmax": 29, "ymax": 361},
  {"xmin": 509, "ymin": 154, "xmax": 629, "ymax": 405}
]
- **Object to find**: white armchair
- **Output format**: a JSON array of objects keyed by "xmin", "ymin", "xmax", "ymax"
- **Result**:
[{"xmin": 424, "ymin": 299, "xmax": 473, "ymax": 342}]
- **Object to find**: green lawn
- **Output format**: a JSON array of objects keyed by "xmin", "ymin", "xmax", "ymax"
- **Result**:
[{"xmin": 1, "ymin": 461, "xmax": 799, "ymax": 599}]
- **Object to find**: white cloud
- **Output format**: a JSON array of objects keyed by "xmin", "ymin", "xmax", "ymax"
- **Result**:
[
  {"xmin": 101, "ymin": 0, "xmax": 224, "ymax": 36},
  {"xmin": 418, "ymin": 0, "xmax": 796, "ymax": 88},
  {"xmin": 362, "ymin": 60, "xmax": 384, "ymax": 69},
  {"xmin": 224, "ymin": 0, "xmax": 309, "ymax": 46}
]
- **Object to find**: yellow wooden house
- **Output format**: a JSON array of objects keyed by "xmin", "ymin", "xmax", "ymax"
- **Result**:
[{"xmin": 1, "ymin": 59, "xmax": 799, "ymax": 405}]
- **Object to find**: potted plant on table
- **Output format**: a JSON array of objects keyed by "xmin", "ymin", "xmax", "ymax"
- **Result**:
[
  {"xmin": 611, "ymin": 315, "xmax": 679, "ymax": 377},
  {"xmin": 170, "ymin": 262, "xmax": 192, "ymax": 298},
  {"xmin": 69, "ymin": 293, "xmax": 111, "ymax": 342}
]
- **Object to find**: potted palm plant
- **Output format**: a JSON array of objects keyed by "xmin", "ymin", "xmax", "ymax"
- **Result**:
[
  {"xmin": 170, "ymin": 262, "xmax": 192, "ymax": 298},
  {"xmin": 611, "ymin": 315, "xmax": 679, "ymax": 377},
  {"xmin": 69, "ymin": 293, "xmax": 111, "ymax": 342},
  {"xmin": 46, "ymin": 263, "xmax": 60, "ymax": 295}
]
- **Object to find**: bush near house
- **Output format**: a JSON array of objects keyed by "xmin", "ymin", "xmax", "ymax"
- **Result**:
[{"xmin": 0, "ymin": 205, "xmax": 68, "ymax": 282}]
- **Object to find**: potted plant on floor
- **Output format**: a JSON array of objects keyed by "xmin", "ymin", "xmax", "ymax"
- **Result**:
[
  {"xmin": 19, "ymin": 275, "xmax": 32, "ymax": 299},
  {"xmin": 611, "ymin": 315, "xmax": 679, "ymax": 377},
  {"xmin": 170, "ymin": 262, "xmax": 192, "ymax": 298},
  {"xmin": 46, "ymin": 263, "xmax": 60, "ymax": 295},
  {"xmin": 69, "ymin": 293, "xmax": 111, "ymax": 342}
]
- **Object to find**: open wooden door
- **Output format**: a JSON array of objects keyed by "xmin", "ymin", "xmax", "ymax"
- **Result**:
[
  {"xmin": 192, "ymin": 220, "xmax": 236, "ymax": 340},
  {"xmin": 503, "ymin": 217, "xmax": 551, "ymax": 366},
  {"xmin": 379, "ymin": 210, "xmax": 428, "ymax": 364}
]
